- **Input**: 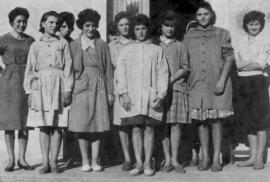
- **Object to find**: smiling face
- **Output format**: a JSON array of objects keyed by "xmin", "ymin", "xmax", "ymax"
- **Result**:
[
  {"xmin": 196, "ymin": 8, "xmax": 212, "ymax": 28},
  {"xmin": 134, "ymin": 24, "xmax": 148, "ymax": 42},
  {"xmin": 12, "ymin": 15, "xmax": 27, "ymax": 34},
  {"xmin": 117, "ymin": 18, "xmax": 130, "ymax": 37},
  {"xmin": 42, "ymin": 15, "xmax": 58, "ymax": 36},
  {"xmin": 82, "ymin": 21, "xmax": 97, "ymax": 39},
  {"xmin": 161, "ymin": 21, "xmax": 175, "ymax": 39},
  {"xmin": 247, "ymin": 20, "xmax": 262, "ymax": 36}
]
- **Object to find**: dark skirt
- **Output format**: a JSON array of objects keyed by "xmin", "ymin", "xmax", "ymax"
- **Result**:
[
  {"xmin": 121, "ymin": 115, "xmax": 162, "ymax": 126},
  {"xmin": 234, "ymin": 75, "xmax": 270, "ymax": 134}
]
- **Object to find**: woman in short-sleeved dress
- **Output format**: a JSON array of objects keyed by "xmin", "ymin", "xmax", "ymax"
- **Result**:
[
  {"xmin": 0, "ymin": 7, "xmax": 34, "ymax": 172},
  {"xmin": 183, "ymin": 2, "xmax": 235, "ymax": 172}
]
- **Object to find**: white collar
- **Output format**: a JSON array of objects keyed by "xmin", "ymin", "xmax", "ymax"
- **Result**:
[
  {"xmin": 160, "ymin": 35, "xmax": 175, "ymax": 45},
  {"xmin": 81, "ymin": 33, "xmax": 95, "ymax": 51}
]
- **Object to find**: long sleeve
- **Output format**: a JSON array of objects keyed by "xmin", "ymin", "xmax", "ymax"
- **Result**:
[
  {"xmin": 156, "ymin": 47, "xmax": 169, "ymax": 99},
  {"xmin": 24, "ymin": 43, "xmax": 38, "ymax": 94},
  {"xmin": 116, "ymin": 46, "xmax": 128, "ymax": 95},
  {"xmin": 254, "ymin": 43, "xmax": 270, "ymax": 69},
  {"xmin": 179, "ymin": 43, "xmax": 189, "ymax": 70},
  {"xmin": 105, "ymin": 44, "xmax": 114, "ymax": 95},
  {"xmin": 221, "ymin": 30, "xmax": 235, "ymax": 64},
  {"xmin": 63, "ymin": 41, "xmax": 74, "ymax": 92}
]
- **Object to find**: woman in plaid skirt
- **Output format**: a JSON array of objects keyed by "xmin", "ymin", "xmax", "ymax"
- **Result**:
[{"xmin": 153, "ymin": 10, "xmax": 190, "ymax": 173}]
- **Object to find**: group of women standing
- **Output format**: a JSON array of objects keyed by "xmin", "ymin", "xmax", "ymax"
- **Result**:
[{"xmin": 0, "ymin": 1, "xmax": 269, "ymax": 177}]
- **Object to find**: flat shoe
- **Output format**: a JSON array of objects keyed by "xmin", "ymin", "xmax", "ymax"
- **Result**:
[
  {"xmin": 144, "ymin": 168, "xmax": 155, "ymax": 176},
  {"xmin": 211, "ymin": 163, "xmax": 222, "ymax": 172},
  {"xmin": 174, "ymin": 165, "xmax": 186, "ymax": 173},
  {"xmin": 17, "ymin": 160, "xmax": 34, "ymax": 170},
  {"xmin": 236, "ymin": 162, "xmax": 254, "ymax": 167},
  {"xmin": 189, "ymin": 159, "xmax": 198, "ymax": 167},
  {"xmin": 4, "ymin": 163, "xmax": 15, "ymax": 172},
  {"xmin": 129, "ymin": 167, "xmax": 143, "ymax": 176},
  {"xmin": 39, "ymin": 166, "xmax": 51, "ymax": 174},
  {"xmin": 160, "ymin": 165, "xmax": 173, "ymax": 173},
  {"xmin": 51, "ymin": 166, "xmax": 60, "ymax": 173},
  {"xmin": 81, "ymin": 164, "xmax": 92, "ymax": 172},
  {"xmin": 197, "ymin": 162, "xmax": 210, "ymax": 171},
  {"xmin": 122, "ymin": 162, "xmax": 132, "ymax": 171},
  {"xmin": 253, "ymin": 163, "xmax": 264, "ymax": 170},
  {"xmin": 92, "ymin": 165, "xmax": 102, "ymax": 172}
]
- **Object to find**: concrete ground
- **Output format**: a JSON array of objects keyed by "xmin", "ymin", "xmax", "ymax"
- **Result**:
[{"xmin": 0, "ymin": 159, "xmax": 270, "ymax": 182}]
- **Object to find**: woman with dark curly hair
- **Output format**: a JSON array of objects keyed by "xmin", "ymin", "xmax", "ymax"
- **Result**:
[
  {"xmin": 235, "ymin": 10, "xmax": 270, "ymax": 170},
  {"xmin": 24, "ymin": 11, "xmax": 73, "ymax": 174},
  {"xmin": 58, "ymin": 11, "xmax": 75, "ymax": 43},
  {"xmin": 184, "ymin": 2, "xmax": 235, "ymax": 172},
  {"xmin": 68, "ymin": 8, "xmax": 114, "ymax": 172},
  {"xmin": 0, "ymin": 7, "xmax": 35, "ymax": 172}
]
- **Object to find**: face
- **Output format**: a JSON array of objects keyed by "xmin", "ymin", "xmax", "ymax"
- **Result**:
[
  {"xmin": 82, "ymin": 21, "xmax": 97, "ymax": 39},
  {"xmin": 117, "ymin": 18, "xmax": 130, "ymax": 37},
  {"xmin": 108, "ymin": 34, "xmax": 119, "ymax": 42},
  {"xmin": 60, "ymin": 21, "xmax": 72, "ymax": 38},
  {"xmin": 196, "ymin": 8, "xmax": 212, "ymax": 27},
  {"xmin": 12, "ymin": 15, "xmax": 27, "ymax": 34},
  {"xmin": 134, "ymin": 24, "xmax": 148, "ymax": 42},
  {"xmin": 161, "ymin": 21, "xmax": 175, "ymax": 38},
  {"xmin": 247, "ymin": 20, "xmax": 261, "ymax": 36},
  {"xmin": 42, "ymin": 15, "xmax": 58, "ymax": 35}
]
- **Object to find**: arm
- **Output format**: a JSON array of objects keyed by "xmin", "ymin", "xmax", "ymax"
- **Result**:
[
  {"xmin": 157, "ymin": 47, "xmax": 169, "ymax": 99},
  {"xmin": 104, "ymin": 44, "xmax": 114, "ymax": 105}
]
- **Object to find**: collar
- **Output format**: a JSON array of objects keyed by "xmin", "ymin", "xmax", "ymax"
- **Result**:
[
  {"xmin": 160, "ymin": 35, "xmax": 176, "ymax": 45},
  {"xmin": 115, "ymin": 37, "xmax": 132, "ymax": 45},
  {"xmin": 40, "ymin": 35, "xmax": 60, "ymax": 42},
  {"xmin": 81, "ymin": 33, "xmax": 95, "ymax": 51},
  {"xmin": 195, "ymin": 25, "xmax": 214, "ymax": 32},
  {"xmin": 134, "ymin": 39, "xmax": 152, "ymax": 44}
]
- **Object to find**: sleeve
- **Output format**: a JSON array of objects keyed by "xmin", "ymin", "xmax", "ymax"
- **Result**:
[
  {"xmin": 105, "ymin": 44, "xmax": 114, "ymax": 95},
  {"xmin": 108, "ymin": 43, "xmax": 117, "ymax": 69},
  {"xmin": 255, "ymin": 43, "xmax": 270, "ymax": 69},
  {"xmin": 24, "ymin": 43, "xmax": 38, "ymax": 94},
  {"xmin": 0, "ymin": 36, "xmax": 6, "ymax": 55},
  {"xmin": 116, "ymin": 46, "xmax": 128, "ymax": 95},
  {"xmin": 221, "ymin": 30, "xmax": 235, "ymax": 63},
  {"xmin": 62, "ymin": 41, "xmax": 74, "ymax": 92},
  {"xmin": 156, "ymin": 47, "xmax": 169, "ymax": 99},
  {"xmin": 179, "ymin": 43, "xmax": 189, "ymax": 71}
]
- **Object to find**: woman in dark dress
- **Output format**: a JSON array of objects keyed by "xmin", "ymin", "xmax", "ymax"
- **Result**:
[{"xmin": 0, "ymin": 7, "xmax": 35, "ymax": 172}]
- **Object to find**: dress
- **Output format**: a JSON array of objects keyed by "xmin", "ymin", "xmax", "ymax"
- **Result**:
[
  {"xmin": 0, "ymin": 33, "xmax": 34, "ymax": 130},
  {"xmin": 108, "ymin": 38, "xmax": 132, "ymax": 125},
  {"xmin": 117, "ymin": 40, "xmax": 169, "ymax": 123},
  {"xmin": 24, "ymin": 36, "xmax": 74, "ymax": 127},
  {"xmin": 183, "ymin": 26, "xmax": 235, "ymax": 121},
  {"xmin": 155, "ymin": 37, "xmax": 189, "ymax": 124},
  {"xmin": 68, "ymin": 35, "xmax": 113, "ymax": 132}
]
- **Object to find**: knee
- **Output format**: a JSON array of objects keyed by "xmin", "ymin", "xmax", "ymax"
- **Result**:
[
  {"xmin": 132, "ymin": 127, "xmax": 141, "ymax": 134},
  {"xmin": 145, "ymin": 126, "xmax": 154, "ymax": 135}
]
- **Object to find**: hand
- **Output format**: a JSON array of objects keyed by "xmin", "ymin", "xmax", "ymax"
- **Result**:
[
  {"xmin": 121, "ymin": 93, "xmax": 131, "ymax": 111},
  {"xmin": 63, "ymin": 91, "xmax": 72, "ymax": 107},
  {"xmin": 152, "ymin": 97, "xmax": 162, "ymax": 109},
  {"xmin": 27, "ymin": 94, "xmax": 32, "ymax": 107},
  {"xmin": 215, "ymin": 78, "xmax": 225, "ymax": 95},
  {"xmin": 108, "ymin": 94, "xmax": 115, "ymax": 106}
]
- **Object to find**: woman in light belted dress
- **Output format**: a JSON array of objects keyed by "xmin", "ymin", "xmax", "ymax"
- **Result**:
[
  {"xmin": 108, "ymin": 11, "xmax": 133, "ymax": 171},
  {"xmin": 68, "ymin": 9, "xmax": 114, "ymax": 172},
  {"xmin": 24, "ymin": 11, "xmax": 73, "ymax": 174}
]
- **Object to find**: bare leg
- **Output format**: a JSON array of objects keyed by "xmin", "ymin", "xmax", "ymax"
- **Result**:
[
  {"xmin": 254, "ymin": 130, "xmax": 267, "ymax": 169},
  {"xmin": 119, "ymin": 129, "xmax": 131, "ymax": 163},
  {"xmin": 212, "ymin": 121, "xmax": 222, "ymax": 165},
  {"xmin": 50, "ymin": 128, "xmax": 62, "ymax": 168},
  {"xmin": 77, "ymin": 133, "xmax": 90, "ymax": 166},
  {"xmin": 91, "ymin": 139, "xmax": 100, "ymax": 167},
  {"xmin": 40, "ymin": 127, "xmax": 51, "ymax": 168},
  {"xmin": 5, "ymin": 130, "xmax": 15, "ymax": 167},
  {"xmin": 18, "ymin": 130, "xmax": 30, "ymax": 166},
  {"xmin": 161, "ymin": 125, "xmax": 171, "ymax": 167},
  {"xmin": 132, "ymin": 127, "xmax": 143, "ymax": 169},
  {"xmin": 170, "ymin": 124, "xmax": 181, "ymax": 167},
  {"xmin": 144, "ymin": 126, "xmax": 154, "ymax": 169},
  {"xmin": 237, "ymin": 134, "xmax": 257, "ymax": 167},
  {"xmin": 197, "ymin": 124, "xmax": 210, "ymax": 170}
]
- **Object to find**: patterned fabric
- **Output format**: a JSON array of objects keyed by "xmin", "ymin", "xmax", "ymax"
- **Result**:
[
  {"xmin": 164, "ymin": 91, "xmax": 190, "ymax": 124},
  {"xmin": 0, "ymin": 33, "xmax": 34, "ymax": 130},
  {"xmin": 190, "ymin": 108, "xmax": 233, "ymax": 121},
  {"xmin": 235, "ymin": 33, "xmax": 270, "ymax": 76},
  {"xmin": 24, "ymin": 35, "xmax": 73, "ymax": 127}
]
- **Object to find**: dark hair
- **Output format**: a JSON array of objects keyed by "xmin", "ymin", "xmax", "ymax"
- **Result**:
[
  {"xmin": 76, "ymin": 9, "xmax": 101, "ymax": 29},
  {"xmin": 113, "ymin": 11, "xmax": 131, "ymax": 30},
  {"xmin": 108, "ymin": 22, "xmax": 117, "ymax": 35},
  {"xmin": 156, "ymin": 10, "xmax": 179, "ymax": 36},
  {"xmin": 8, "ymin": 7, "xmax": 29, "ymax": 26},
  {"xmin": 133, "ymin": 14, "xmax": 151, "ymax": 28},
  {"xmin": 58, "ymin": 11, "xmax": 75, "ymax": 32},
  {"xmin": 243, "ymin": 11, "xmax": 265, "ymax": 33},
  {"xmin": 39, "ymin": 11, "xmax": 59, "ymax": 33},
  {"xmin": 195, "ymin": 1, "xmax": 216, "ymax": 25}
]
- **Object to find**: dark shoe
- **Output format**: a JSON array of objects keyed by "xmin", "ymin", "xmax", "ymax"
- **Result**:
[
  {"xmin": 17, "ymin": 160, "xmax": 34, "ymax": 170},
  {"xmin": 253, "ymin": 163, "xmax": 264, "ymax": 170},
  {"xmin": 160, "ymin": 165, "xmax": 174, "ymax": 173},
  {"xmin": 173, "ymin": 165, "xmax": 186, "ymax": 173},
  {"xmin": 211, "ymin": 163, "xmax": 222, "ymax": 172},
  {"xmin": 197, "ymin": 161, "xmax": 210, "ymax": 171},
  {"xmin": 236, "ymin": 161, "xmax": 255, "ymax": 167},
  {"xmin": 4, "ymin": 162, "xmax": 15, "ymax": 172},
  {"xmin": 121, "ymin": 162, "xmax": 132, "ymax": 171},
  {"xmin": 39, "ymin": 166, "xmax": 51, "ymax": 174},
  {"xmin": 51, "ymin": 166, "xmax": 60, "ymax": 173},
  {"xmin": 189, "ymin": 159, "xmax": 198, "ymax": 167}
]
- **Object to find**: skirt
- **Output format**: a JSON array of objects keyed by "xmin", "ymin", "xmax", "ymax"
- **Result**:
[
  {"xmin": 234, "ymin": 75, "xmax": 270, "ymax": 133},
  {"xmin": 163, "ymin": 90, "xmax": 189, "ymax": 124}
]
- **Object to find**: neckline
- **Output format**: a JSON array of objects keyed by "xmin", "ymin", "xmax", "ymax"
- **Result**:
[{"xmin": 8, "ymin": 32, "xmax": 28, "ymax": 41}]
